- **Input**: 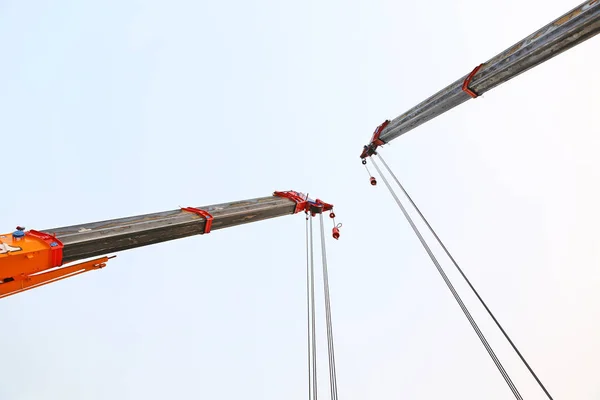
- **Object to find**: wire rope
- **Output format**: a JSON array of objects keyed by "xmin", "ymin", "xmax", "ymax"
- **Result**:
[
  {"xmin": 376, "ymin": 152, "xmax": 553, "ymax": 400},
  {"xmin": 371, "ymin": 157, "xmax": 523, "ymax": 400}
]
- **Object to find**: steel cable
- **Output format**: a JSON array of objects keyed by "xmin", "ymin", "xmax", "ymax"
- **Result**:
[
  {"xmin": 306, "ymin": 216, "xmax": 316, "ymax": 400},
  {"xmin": 308, "ymin": 215, "xmax": 318, "ymax": 400},
  {"xmin": 376, "ymin": 152, "xmax": 553, "ymax": 400},
  {"xmin": 319, "ymin": 212, "xmax": 339, "ymax": 400},
  {"xmin": 370, "ymin": 157, "xmax": 523, "ymax": 400}
]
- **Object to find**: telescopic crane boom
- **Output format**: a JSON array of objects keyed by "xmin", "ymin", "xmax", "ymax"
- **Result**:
[
  {"xmin": 0, "ymin": 191, "xmax": 336, "ymax": 299},
  {"xmin": 360, "ymin": 0, "xmax": 600, "ymax": 157}
]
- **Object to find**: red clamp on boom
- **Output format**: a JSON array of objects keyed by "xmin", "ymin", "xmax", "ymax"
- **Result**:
[
  {"xmin": 273, "ymin": 191, "xmax": 333, "ymax": 215},
  {"xmin": 273, "ymin": 191, "xmax": 308, "ymax": 214},
  {"xmin": 26, "ymin": 230, "xmax": 64, "ymax": 267},
  {"xmin": 360, "ymin": 120, "xmax": 390, "ymax": 159},
  {"xmin": 462, "ymin": 64, "xmax": 483, "ymax": 98},
  {"xmin": 181, "ymin": 207, "xmax": 213, "ymax": 233}
]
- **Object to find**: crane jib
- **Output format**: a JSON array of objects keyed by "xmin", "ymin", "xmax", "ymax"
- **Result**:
[{"xmin": 361, "ymin": 0, "xmax": 600, "ymax": 154}]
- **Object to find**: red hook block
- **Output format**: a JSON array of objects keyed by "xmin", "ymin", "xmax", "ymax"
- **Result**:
[{"xmin": 332, "ymin": 226, "xmax": 340, "ymax": 240}]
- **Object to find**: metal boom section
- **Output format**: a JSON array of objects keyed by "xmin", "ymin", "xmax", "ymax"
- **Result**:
[
  {"xmin": 361, "ymin": 0, "xmax": 600, "ymax": 156},
  {"xmin": 0, "ymin": 191, "xmax": 337, "ymax": 298}
]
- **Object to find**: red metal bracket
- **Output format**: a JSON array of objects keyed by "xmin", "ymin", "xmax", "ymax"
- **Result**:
[
  {"xmin": 462, "ymin": 64, "xmax": 483, "ymax": 98},
  {"xmin": 26, "ymin": 230, "xmax": 64, "ymax": 267},
  {"xmin": 360, "ymin": 120, "xmax": 390, "ymax": 159},
  {"xmin": 313, "ymin": 198, "xmax": 334, "ymax": 215},
  {"xmin": 181, "ymin": 207, "xmax": 213, "ymax": 233},
  {"xmin": 273, "ymin": 191, "xmax": 307, "ymax": 214},
  {"xmin": 273, "ymin": 191, "xmax": 333, "ymax": 215}
]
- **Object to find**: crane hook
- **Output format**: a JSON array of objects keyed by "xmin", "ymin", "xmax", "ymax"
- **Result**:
[{"xmin": 332, "ymin": 223, "xmax": 342, "ymax": 240}]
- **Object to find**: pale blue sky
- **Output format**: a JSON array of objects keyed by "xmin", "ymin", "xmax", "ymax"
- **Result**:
[{"xmin": 1, "ymin": 1, "xmax": 599, "ymax": 399}]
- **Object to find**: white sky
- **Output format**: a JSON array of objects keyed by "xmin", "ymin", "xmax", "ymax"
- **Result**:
[{"xmin": 0, "ymin": 0, "xmax": 599, "ymax": 399}]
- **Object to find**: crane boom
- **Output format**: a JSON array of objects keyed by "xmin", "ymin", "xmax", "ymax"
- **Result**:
[
  {"xmin": 0, "ymin": 191, "xmax": 335, "ymax": 298},
  {"xmin": 53, "ymin": 195, "xmax": 296, "ymax": 263},
  {"xmin": 360, "ymin": 0, "xmax": 600, "ymax": 157}
]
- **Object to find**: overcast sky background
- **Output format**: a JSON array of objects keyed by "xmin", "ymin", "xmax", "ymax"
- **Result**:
[{"xmin": 1, "ymin": 0, "xmax": 599, "ymax": 399}]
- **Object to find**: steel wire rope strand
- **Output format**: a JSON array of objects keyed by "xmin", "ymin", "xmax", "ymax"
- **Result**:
[
  {"xmin": 309, "ymin": 215, "xmax": 318, "ymax": 400},
  {"xmin": 319, "ymin": 212, "xmax": 339, "ymax": 400},
  {"xmin": 371, "ymin": 157, "xmax": 523, "ymax": 400},
  {"xmin": 306, "ymin": 216, "xmax": 315, "ymax": 400},
  {"xmin": 376, "ymin": 152, "xmax": 554, "ymax": 400}
]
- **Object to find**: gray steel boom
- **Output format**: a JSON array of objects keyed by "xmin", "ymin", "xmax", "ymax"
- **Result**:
[
  {"xmin": 43, "ymin": 195, "xmax": 297, "ymax": 263},
  {"xmin": 362, "ymin": 0, "xmax": 600, "ymax": 153},
  {"xmin": 0, "ymin": 191, "xmax": 333, "ymax": 299}
]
